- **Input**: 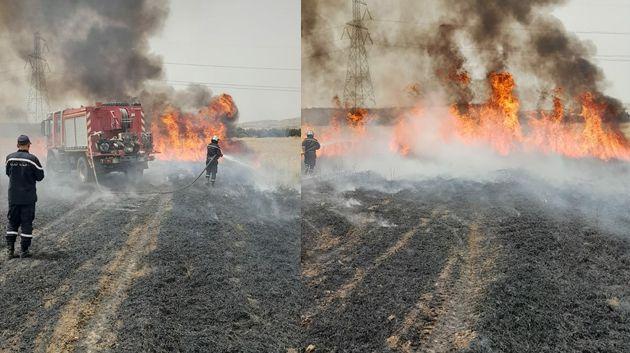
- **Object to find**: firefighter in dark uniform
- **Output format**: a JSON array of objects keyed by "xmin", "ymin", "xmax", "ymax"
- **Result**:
[
  {"xmin": 206, "ymin": 135, "xmax": 223, "ymax": 186},
  {"xmin": 302, "ymin": 130, "xmax": 321, "ymax": 174},
  {"xmin": 5, "ymin": 135, "xmax": 44, "ymax": 259}
]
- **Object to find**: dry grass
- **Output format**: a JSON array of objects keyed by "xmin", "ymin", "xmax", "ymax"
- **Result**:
[{"xmin": 238, "ymin": 137, "xmax": 301, "ymax": 186}]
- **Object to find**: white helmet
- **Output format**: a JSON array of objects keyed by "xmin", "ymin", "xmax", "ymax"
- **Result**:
[
  {"xmin": 211, "ymin": 135, "xmax": 219, "ymax": 143},
  {"xmin": 306, "ymin": 130, "xmax": 314, "ymax": 138}
]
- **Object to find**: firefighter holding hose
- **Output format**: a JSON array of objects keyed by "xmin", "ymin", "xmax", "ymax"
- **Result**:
[
  {"xmin": 5, "ymin": 135, "xmax": 44, "ymax": 259},
  {"xmin": 206, "ymin": 135, "xmax": 223, "ymax": 186},
  {"xmin": 302, "ymin": 130, "xmax": 321, "ymax": 174}
]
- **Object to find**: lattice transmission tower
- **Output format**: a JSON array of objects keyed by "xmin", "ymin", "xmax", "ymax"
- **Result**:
[
  {"xmin": 342, "ymin": 0, "xmax": 375, "ymax": 109},
  {"xmin": 26, "ymin": 32, "xmax": 50, "ymax": 122}
]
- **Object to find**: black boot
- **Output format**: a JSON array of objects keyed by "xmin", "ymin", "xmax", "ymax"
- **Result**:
[
  {"xmin": 6, "ymin": 236, "xmax": 17, "ymax": 260},
  {"xmin": 6, "ymin": 243, "xmax": 16, "ymax": 259},
  {"xmin": 20, "ymin": 238, "xmax": 32, "ymax": 258}
]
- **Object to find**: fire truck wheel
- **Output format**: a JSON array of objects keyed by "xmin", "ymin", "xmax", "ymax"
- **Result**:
[
  {"xmin": 77, "ymin": 157, "xmax": 94, "ymax": 183},
  {"xmin": 47, "ymin": 151, "xmax": 65, "ymax": 174},
  {"xmin": 125, "ymin": 167, "xmax": 144, "ymax": 180}
]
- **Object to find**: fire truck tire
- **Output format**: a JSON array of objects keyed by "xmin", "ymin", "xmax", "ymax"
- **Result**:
[
  {"xmin": 77, "ymin": 157, "xmax": 94, "ymax": 183},
  {"xmin": 47, "ymin": 151, "xmax": 66, "ymax": 174},
  {"xmin": 125, "ymin": 167, "xmax": 144, "ymax": 179}
]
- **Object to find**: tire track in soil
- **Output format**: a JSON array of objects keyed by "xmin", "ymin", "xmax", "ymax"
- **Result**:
[
  {"xmin": 8, "ymin": 202, "xmax": 127, "ymax": 352},
  {"xmin": 302, "ymin": 185, "xmax": 465, "ymax": 351},
  {"xmin": 0, "ymin": 194, "xmax": 131, "ymax": 352},
  {"xmin": 380, "ymin": 211, "xmax": 497, "ymax": 353},
  {"xmin": 41, "ymin": 194, "xmax": 171, "ymax": 353},
  {"xmin": 0, "ymin": 196, "xmax": 100, "ymax": 280},
  {"xmin": 301, "ymin": 221, "xmax": 371, "ymax": 288},
  {"xmin": 113, "ymin": 183, "xmax": 301, "ymax": 352},
  {"xmin": 303, "ymin": 214, "xmax": 433, "ymax": 323},
  {"xmin": 301, "ymin": 197, "xmax": 435, "ymax": 311},
  {"xmin": 386, "ymin": 216, "xmax": 498, "ymax": 353},
  {"xmin": 302, "ymin": 180, "xmax": 491, "ymax": 352}
]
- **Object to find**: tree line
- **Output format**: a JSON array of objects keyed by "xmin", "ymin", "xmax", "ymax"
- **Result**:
[{"xmin": 235, "ymin": 127, "xmax": 301, "ymax": 138}]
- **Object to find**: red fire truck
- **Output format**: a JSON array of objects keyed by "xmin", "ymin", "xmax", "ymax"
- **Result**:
[{"xmin": 41, "ymin": 102, "xmax": 154, "ymax": 182}]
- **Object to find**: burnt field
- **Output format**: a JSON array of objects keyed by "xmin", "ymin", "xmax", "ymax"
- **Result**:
[
  {"xmin": 301, "ymin": 171, "xmax": 630, "ymax": 353},
  {"xmin": 0, "ymin": 165, "xmax": 300, "ymax": 352}
]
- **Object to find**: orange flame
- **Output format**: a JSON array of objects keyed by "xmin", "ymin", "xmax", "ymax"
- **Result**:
[
  {"xmin": 389, "ymin": 106, "xmax": 423, "ymax": 156},
  {"xmin": 451, "ymin": 72, "xmax": 522, "ymax": 155},
  {"xmin": 151, "ymin": 94, "xmax": 239, "ymax": 161},
  {"xmin": 346, "ymin": 108, "xmax": 370, "ymax": 131},
  {"xmin": 527, "ymin": 92, "xmax": 630, "ymax": 160},
  {"xmin": 310, "ymin": 71, "xmax": 630, "ymax": 163},
  {"xmin": 303, "ymin": 95, "xmax": 372, "ymax": 157}
]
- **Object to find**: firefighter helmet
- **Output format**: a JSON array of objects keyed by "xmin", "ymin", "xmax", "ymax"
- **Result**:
[
  {"xmin": 211, "ymin": 135, "xmax": 219, "ymax": 143},
  {"xmin": 306, "ymin": 130, "xmax": 314, "ymax": 138}
]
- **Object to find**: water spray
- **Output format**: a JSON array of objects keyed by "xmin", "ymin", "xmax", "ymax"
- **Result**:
[{"xmin": 223, "ymin": 155, "xmax": 256, "ymax": 170}]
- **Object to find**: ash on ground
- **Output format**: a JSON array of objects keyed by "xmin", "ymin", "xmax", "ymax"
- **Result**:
[
  {"xmin": 301, "ymin": 170, "xmax": 630, "ymax": 353},
  {"xmin": 0, "ymin": 162, "xmax": 301, "ymax": 352}
]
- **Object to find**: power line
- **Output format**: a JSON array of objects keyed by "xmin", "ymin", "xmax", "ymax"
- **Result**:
[
  {"xmin": 164, "ymin": 62, "xmax": 300, "ymax": 71},
  {"xmin": 595, "ymin": 54, "xmax": 630, "ymax": 58},
  {"xmin": 163, "ymin": 80, "xmax": 299, "ymax": 93},
  {"xmin": 370, "ymin": 18, "xmax": 630, "ymax": 36},
  {"xmin": 596, "ymin": 58, "xmax": 630, "ymax": 62},
  {"xmin": 302, "ymin": 25, "xmax": 347, "ymax": 38},
  {"xmin": 303, "ymin": 40, "xmax": 630, "ymax": 65},
  {"xmin": 165, "ymin": 79, "xmax": 299, "ymax": 90}
]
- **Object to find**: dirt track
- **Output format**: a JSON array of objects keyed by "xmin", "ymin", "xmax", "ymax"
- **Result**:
[
  {"xmin": 0, "ymin": 166, "xmax": 300, "ymax": 352},
  {"xmin": 301, "ymin": 172, "xmax": 630, "ymax": 353}
]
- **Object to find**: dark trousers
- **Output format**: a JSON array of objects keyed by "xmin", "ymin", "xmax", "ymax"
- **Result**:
[
  {"xmin": 6, "ymin": 203, "xmax": 36, "ymax": 251},
  {"xmin": 206, "ymin": 162, "xmax": 218, "ymax": 182},
  {"xmin": 304, "ymin": 154, "xmax": 316, "ymax": 173}
]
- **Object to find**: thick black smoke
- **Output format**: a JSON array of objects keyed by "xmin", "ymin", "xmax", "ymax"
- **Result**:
[
  {"xmin": 0, "ymin": 0, "xmax": 168, "ymax": 102},
  {"xmin": 437, "ymin": 0, "xmax": 623, "ymax": 117},
  {"xmin": 425, "ymin": 24, "xmax": 472, "ymax": 114},
  {"xmin": 303, "ymin": 0, "xmax": 625, "ymax": 119},
  {"xmin": 0, "ymin": 0, "xmax": 236, "ymax": 127}
]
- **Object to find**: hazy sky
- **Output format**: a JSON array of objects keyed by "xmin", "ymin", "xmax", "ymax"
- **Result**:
[
  {"xmin": 150, "ymin": 0, "xmax": 300, "ymax": 123},
  {"xmin": 302, "ymin": 0, "xmax": 630, "ymax": 109},
  {"xmin": 553, "ymin": 0, "xmax": 630, "ymax": 108}
]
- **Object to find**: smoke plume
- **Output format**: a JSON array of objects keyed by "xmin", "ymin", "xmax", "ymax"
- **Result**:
[
  {"xmin": 0, "ymin": 0, "xmax": 240, "ymax": 129},
  {"xmin": 302, "ymin": 0, "xmax": 625, "ymax": 118},
  {"xmin": 0, "ymin": 0, "xmax": 167, "ymax": 103}
]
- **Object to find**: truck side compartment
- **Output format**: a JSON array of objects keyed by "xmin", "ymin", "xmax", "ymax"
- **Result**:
[{"xmin": 41, "ymin": 102, "xmax": 154, "ymax": 182}]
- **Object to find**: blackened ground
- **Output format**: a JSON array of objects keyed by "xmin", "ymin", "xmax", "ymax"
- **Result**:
[
  {"xmin": 301, "ymin": 172, "xmax": 630, "ymax": 353},
  {"xmin": 0, "ymin": 166, "xmax": 300, "ymax": 352}
]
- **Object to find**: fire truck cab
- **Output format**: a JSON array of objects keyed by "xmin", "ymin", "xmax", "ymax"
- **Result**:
[{"xmin": 41, "ymin": 102, "xmax": 154, "ymax": 182}]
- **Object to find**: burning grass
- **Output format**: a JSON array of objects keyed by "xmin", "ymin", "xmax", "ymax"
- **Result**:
[
  {"xmin": 151, "ymin": 94, "xmax": 241, "ymax": 161},
  {"xmin": 307, "ymin": 72, "xmax": 630, "ymax": 165}
]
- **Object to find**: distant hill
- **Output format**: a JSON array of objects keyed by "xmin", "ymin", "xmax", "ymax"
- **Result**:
[
  {"xmin": 302, "ymin": 108, "xmax": 406, "ymax": 126},
  {"xmin": 238, "ymin": 118, "xmax": 300, "ymax": 129}
]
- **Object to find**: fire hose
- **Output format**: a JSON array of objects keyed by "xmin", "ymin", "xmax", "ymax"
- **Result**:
[{"xmin": 89, "ymin": 149, "xmax": 218, "ymax": 195}]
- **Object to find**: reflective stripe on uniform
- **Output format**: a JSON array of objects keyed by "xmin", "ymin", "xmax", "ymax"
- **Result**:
[
  {"xmin": 6, "ymin": 158, "xmax": 44, "ymax": 170},
  {"xmin": 20, "ymin": 234, "xmax": 33, "ymax": 238},
  {"xmin": 6, "ymin": 231, "xmax": 18, "ymax": 235}
]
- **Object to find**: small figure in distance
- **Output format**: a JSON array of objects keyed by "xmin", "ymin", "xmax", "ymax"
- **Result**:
[
  {"xmin": 302, "ymin": 130, "xmax": 320, "ymax": 175},
  {"xmin": 206, "ymin": 135, "xmax": 223, "ymax": 187}
]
